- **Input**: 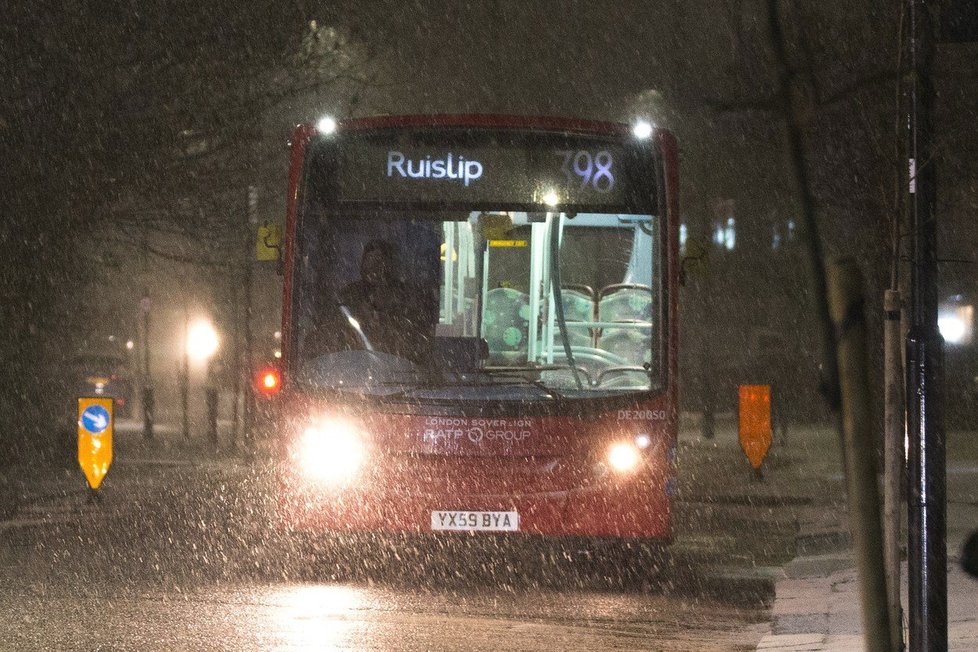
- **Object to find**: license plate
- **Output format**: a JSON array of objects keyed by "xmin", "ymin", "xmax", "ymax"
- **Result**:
[{"xmin": 430, "ymin": 510, "xmax": 519, "ymax": 532}]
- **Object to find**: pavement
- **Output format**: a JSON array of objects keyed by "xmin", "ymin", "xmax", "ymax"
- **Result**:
[
  {"xmin": 732, "ymin": 426, "xmax": 978, "ymax": 651},
  {"xmin": 676, "ymin": 414, "xmax": 978, "ymax": 650}
]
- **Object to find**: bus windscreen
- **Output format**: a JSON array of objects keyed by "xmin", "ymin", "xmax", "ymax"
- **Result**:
[{"xmin": 293, "ymin": 210, "xmax": 662, "ymax": 402}]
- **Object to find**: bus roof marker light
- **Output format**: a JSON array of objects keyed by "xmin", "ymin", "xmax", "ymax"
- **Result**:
[
  {"xmin": 632, "ymin": 120, "xmax": 654, "ymax": 140},
  {"xmin": 542, "ymin": 190, "xmax": 560, "ymax": 207},
  {"xmin": 316, "ymin": 116, "xmax": 338, "ymax": 135}
]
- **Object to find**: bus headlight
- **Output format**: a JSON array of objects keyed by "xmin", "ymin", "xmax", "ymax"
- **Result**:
[
  {"xmin": 607, "ymin": 442, "xmax": 641, "ymax": 473},
  {"xmin": 296, "ymin": 418, "xmax": 365, "ymax": 486}
]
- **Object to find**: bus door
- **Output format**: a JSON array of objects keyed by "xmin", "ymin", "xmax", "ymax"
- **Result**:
[{"xmin": 474, "ymin": 212, "xmax": 549, "ymax": 366}]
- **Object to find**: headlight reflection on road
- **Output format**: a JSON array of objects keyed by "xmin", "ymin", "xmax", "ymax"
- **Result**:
[
  {"xmin": 271, "ymin": 584, "xmax": 365, "ymax": 649},
  {"xmin": 295, "ymin": 418, "xmax": 366, "ymax": 486}
]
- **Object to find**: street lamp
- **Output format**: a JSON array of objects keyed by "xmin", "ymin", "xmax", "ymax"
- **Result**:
[
  {"xmin": 190, "ymin": 319, "xmax": 221, "ymax": 445},
  {"xmin": 187, "ymin": 320, "xmax": 220, "ymax": 363},
  {"xmin": 181, "ymin": 317, "xmax": 220, "ymax": 441}
]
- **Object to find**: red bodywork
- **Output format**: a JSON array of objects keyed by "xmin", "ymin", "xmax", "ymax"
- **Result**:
[{"xmin": 273, "ymin": 115, "xmax": 680, "ymax": 541}]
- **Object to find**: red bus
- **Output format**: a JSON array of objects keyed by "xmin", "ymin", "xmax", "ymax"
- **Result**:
[{"xmin": 268, "ymin": 115, "xmax": 680, "ymax": 546}]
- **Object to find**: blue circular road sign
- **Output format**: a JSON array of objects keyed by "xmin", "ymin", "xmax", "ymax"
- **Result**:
[{"xmin": 81, "ymin": 405, "xmax": 110, "ymax": 434}]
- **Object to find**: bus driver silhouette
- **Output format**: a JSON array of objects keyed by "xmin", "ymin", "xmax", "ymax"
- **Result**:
[
  {"xmin": 302, "ymin": 238, "xmax": 436, "ymax": 364},
  {"xmin": 340, "ymin": 239, "xmax": 404, "ymax": 348}
]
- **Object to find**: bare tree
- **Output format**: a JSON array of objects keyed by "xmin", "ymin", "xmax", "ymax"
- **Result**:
[{"xmin": 0, "ymin": 2, "xmax": 380, "ymax": 456}]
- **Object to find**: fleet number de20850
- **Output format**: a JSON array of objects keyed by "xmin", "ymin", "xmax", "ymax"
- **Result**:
[{"xmin": 617, "ymin": 409, "xmax": 668, "ymax": 421}]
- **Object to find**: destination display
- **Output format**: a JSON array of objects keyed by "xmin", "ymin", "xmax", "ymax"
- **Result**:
[{"xmin": 327, "ymin": 134, "xmax": 652, "ymax": 207}]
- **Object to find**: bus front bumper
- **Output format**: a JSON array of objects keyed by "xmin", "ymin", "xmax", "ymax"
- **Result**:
[{"xmin": 275, "ymin": 461, "xmax": 672, "ymax": 540}]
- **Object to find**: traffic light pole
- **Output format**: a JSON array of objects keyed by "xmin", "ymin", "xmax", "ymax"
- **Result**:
[{"xmin": 907, "ymin": 1, "xmax": 947, "ymax": 650}]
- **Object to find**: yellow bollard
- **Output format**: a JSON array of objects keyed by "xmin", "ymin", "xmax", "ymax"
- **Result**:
[
  {"xmin": 738, "ymin": 384, "xmax": 772, "ymax": 471},
  {"xmin": 78, "ymin": 397, "xmax": 113, "ymax": 491}
]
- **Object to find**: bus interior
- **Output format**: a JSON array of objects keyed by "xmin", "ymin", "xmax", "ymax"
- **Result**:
[
  {"xmin": 439, "ymin": 211, "xmax": 658, "ymax": 390},
  {"xmin": 297, "ymin": 210, "xmax": 660, "ymax": 395}
]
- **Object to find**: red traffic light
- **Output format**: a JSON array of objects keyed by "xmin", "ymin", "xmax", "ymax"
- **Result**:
[{"xmin": 256, "ymin": 367, "xmax": 282, "ymax": 396}]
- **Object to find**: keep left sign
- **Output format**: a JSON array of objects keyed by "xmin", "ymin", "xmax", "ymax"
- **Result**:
[{"xmin": 78, "ymin": 397, "xmax": 113, "ymax": 490}]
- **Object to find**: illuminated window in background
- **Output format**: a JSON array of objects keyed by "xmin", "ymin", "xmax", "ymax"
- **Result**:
[
  {"xmin": 724, "ymin": 217, "xmax": 736, "ymax": 250},
  {"xmin": 714, "ymin": 219, "xmax": 736, "ymax": 250},
  {"xmin": 679, "ymin": 222, "xmax": 688, "ymax": 255},
  {"xmin": 772, "ymin": 219, "xmax": 798, "ymax": 250},
  {"xmin": 712, "ymin": 199, "xmax": 736, "ymax": 251},
  {"xmin": 713, "ymin": 224, "xmax": 725, "ymax": 247}
]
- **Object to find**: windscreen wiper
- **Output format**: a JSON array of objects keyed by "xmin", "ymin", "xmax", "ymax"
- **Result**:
[
  {"xmin": 380, "ymin": 371, "xmax": 563, "ymax": 401},
  {"xmin": 455, "ymin": 368, "xmax": 565, "ymax": 400},
  {"xmin": 548, "ymin": 214, "xmax": 584, "ymax": 390}
]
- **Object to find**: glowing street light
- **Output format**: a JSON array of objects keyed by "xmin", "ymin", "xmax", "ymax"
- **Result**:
[
  {"xmin": 180, "ymin": 317, "xmax": 221, "ymax": 442},
  {"xmin": 186, "ymin": 319, "xmax": 220, "ymax": 363}
]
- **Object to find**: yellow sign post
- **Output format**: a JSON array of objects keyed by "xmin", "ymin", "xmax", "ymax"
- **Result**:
[
  {"xmin": 738, "ymin": 384, "xmax": 772, "ymax": 472},
  {"xmin": 256, "ymin": 222, "xmax": 282, "ymax": 261},
  {"xmin": 78, "ymin": 397, "xmax": 113, "ymax": 492}
]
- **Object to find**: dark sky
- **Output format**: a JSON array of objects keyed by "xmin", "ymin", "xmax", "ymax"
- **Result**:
[{"xmin": 314, "ymin": 1, "xmax": 740, "ymax": 121}]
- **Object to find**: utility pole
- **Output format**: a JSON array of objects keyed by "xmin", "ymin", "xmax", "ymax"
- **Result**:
[{"xmin": 906, "ymin": 1, "xmax": 947, "ymax": 650}]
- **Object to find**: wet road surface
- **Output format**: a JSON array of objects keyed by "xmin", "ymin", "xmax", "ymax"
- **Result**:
[{"xmin": 0, "ymin": 459, "xmax": 771, "ymax": 650}]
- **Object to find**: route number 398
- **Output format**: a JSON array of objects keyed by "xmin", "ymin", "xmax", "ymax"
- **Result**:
[{"xmin": 557, "ymin": 150, "xmax": 615, "ymax": 193}]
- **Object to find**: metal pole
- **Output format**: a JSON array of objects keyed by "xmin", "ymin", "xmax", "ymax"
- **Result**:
[
  {"xmin": 229, "ymin": 280, "xmax": 240, "ymax": 451},
  {"xmin": 827, "ymin": 260, "xmax": 894, "ymax": 652},
  {"xmin": 242, "ymin": 185, "xmax": 258, "ymax": 449},
  {"xmin": 907, "ymin": 1, "xmax": 947, "ymax": 650},
  {"xmin": 205, "ymin": 361, "xmax": 218, "ymax": 448},
  {"xmin": 139, "ymin": 211, "xmax": 154, "ymax": 442},
  {"xmin": 181, "ymin": 310, "xmax": 190, "ymax": 440},
  {"xmin": 696, "ymin": 207, "xmax": 716, "ymax": 439},
  {"xmin": 141, "ymin": 290, "xmax": 154, "ymax": 441},
  {"xmin": 884, "ymin": 288, "xmax": 905, "ymax": 652}
]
